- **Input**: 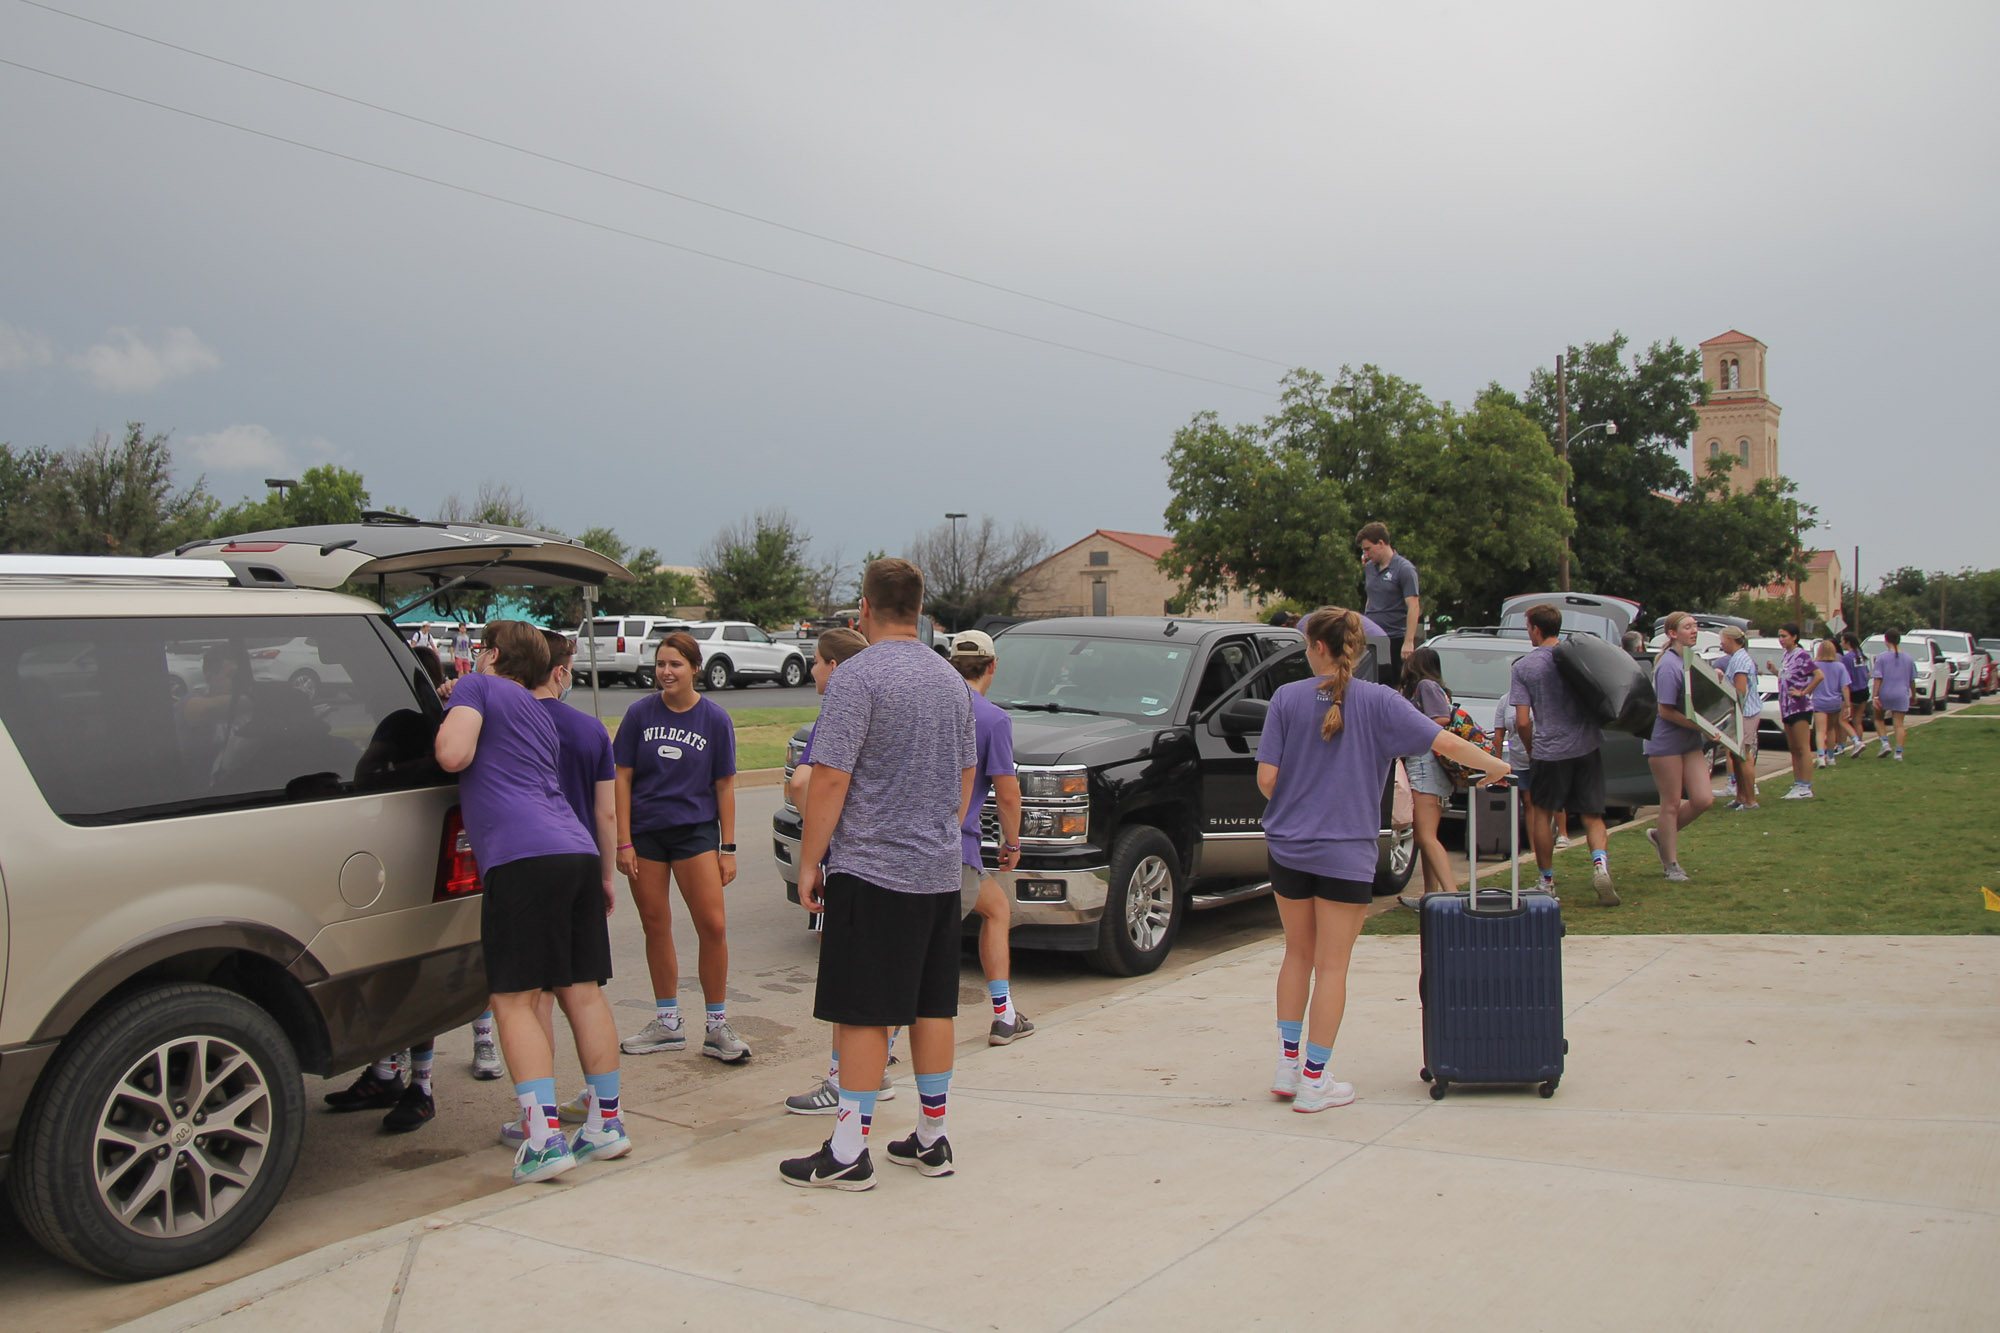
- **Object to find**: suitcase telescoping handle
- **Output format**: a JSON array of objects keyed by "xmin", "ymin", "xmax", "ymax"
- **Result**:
[{"xmin": 1464, "ymin": 772, "xmax": 1524, "ymax": 916}]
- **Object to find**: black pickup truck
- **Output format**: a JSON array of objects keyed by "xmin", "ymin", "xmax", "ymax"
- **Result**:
[{"xmin": 770, "ymin": 616, "xmax": 1412, "ymax": 976}]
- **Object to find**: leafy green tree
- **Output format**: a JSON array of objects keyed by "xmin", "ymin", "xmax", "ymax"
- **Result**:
[
  {"xmin": 849, "ymin": 549, "xmax": 890, "ymax": 607},
  {"xmin": 1160, "ymin": 368, "xmax": 1570, "ymax": 624},
  {"xmin": 209, "ymin": 464, "xmax": 370, "ymax": 535},
  {"xmin": 517, "ymin": 526, "xmax": 699, "ymax": 628},
  {"xmin": 1, "ymin": 424, "xmax": 215, "ymax": 555},
  {"xmin": 701, "ymin": 509, "xmax": 816, "ymax": 626}
]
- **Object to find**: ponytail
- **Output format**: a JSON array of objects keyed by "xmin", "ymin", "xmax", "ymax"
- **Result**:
[{"xmin": 1299, "ymin": 606, "xmax": 1366, "ymax": 739}]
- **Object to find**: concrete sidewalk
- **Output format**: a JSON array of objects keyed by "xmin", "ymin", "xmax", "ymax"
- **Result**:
[{"xmin": 119, "ymin": 932, "xmax": 1999, "ymax": 1332}]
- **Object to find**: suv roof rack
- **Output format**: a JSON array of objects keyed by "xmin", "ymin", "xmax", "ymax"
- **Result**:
[{"xmin": 0, "ymin": 554, "xmax": 296, "ymax": 588}]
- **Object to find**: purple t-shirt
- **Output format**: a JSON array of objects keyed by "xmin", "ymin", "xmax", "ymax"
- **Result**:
[
  {"xmin": 1809, "ymin": 658, "xmax": 1848, "ymax": 712},
  {"xmin": 963, "ymin": 690, "xmax": 1017, "ymax": 867},
  {"xmin": 540, "ymin": 697, "xmax": 614, "ymax": 836},
  {"xmin": 811, "ymin": 639, "xmax": 977, "ymax": 895},
  {"xmin": 1872, "ymin": 650, "xmax": 1916, "ymax": 711},
  {"xmin": 1776, "ymin": 646, "xmax": 1816, "ymax": 720},
  {"xmin": 1257, "ymin": 677, "xmax": 1441, "ymax": 882},
  {"xmin": 1506, "ymin": 644, "xmax": 1602, "ymax": 762},
  {"xmin": 1841, "ymin": 651, "xmax": 1869, "ymax": 697},
  {"xmin": 613, "ymin": 694, "xmax": 737, "ymax": 831},
  {"xmin": 443, "ymin": 672, "xmax": 597, "ymax": 871},
  {"xmin": 1644, "ymin": 652, "xmax": 1703, "ymax": 757}
]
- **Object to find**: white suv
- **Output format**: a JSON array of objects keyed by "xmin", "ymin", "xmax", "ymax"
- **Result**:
[
  {"xmin": 676, "ymin": 621, "xmax": 809, "ymax": 690},
  {"xmin": 576, "ymin": 615, "xmax": 688, "ymax": 686}
]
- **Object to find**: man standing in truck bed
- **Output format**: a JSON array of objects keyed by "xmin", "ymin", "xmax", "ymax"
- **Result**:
[
  {"xmin": 1357, "ymin": 522, "xmax": 1420, "ymax": 686},
  {"xmin": 781, "ymin": 558, "xmax": 977, "ymax": 1190}
]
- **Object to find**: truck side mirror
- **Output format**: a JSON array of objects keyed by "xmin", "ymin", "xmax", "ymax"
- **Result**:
[{"xmin": 1217, "ymin": 697, "xmax": 1270, "ymax": 735}]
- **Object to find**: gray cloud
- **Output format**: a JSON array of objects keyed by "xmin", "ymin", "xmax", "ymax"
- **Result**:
[
  {"xmin": 69, "ymin": 327, "xmax": 221, "ymax": 394},
  {"xmin": 0, "ymin": 321, "xmax": 55, "ymax": 371}
]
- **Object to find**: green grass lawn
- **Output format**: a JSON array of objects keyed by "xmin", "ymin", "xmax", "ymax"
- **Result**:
[
  {"xmin": 601, "ymin": 705, "xmax": 818, "ymax": 772},
  {"xmin": 1367, "ymin": 707, "xmax": 2000, "ymax": 937}
]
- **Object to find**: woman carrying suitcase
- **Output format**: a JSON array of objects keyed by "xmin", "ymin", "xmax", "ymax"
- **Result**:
[{"xmin": 1256, "ymin": 607, "xmax": 1509, "ymax": 1113}]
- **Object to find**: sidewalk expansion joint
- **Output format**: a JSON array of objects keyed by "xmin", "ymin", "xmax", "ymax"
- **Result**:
[{"xmin": 378, "ymin": 1232, "xmax": 424, "ymax": 1333}]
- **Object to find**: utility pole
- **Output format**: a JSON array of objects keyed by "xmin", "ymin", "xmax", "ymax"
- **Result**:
[
  {"xmin": 1557, "ymin": 354, "xmax": 1571, "ymax": 592},
  {"xmin": 1851, "ymin": 545, "xmax": 1860, "ymax": 640}
]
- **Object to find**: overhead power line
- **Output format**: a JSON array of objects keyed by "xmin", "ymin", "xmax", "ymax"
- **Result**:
[
  {"xmin": 0, "ymin": 55, "xmax": 1274, "ymax": 397},
  {"xmin": 17, "ymin": 0, "xmax": 1291, "ymax": 371}
]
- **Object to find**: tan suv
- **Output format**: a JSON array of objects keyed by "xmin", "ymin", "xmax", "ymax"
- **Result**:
[{"xmin": 0, "ymin": 524, "xmax": 629, "ymax": 1280}]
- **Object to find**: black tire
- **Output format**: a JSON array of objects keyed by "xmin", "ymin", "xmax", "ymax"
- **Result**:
[
  {"xmin": 780, "ymin": 656, "xmax": 806, "ymax": 688},
  {"xmin": 287, "ymin": 668, "xmax": 320, "ymax": 701},
  {"xmin": 1371, "ymin": 775, "xmax": 1417, "ymax": 897},
  {"xmin": 705, "ymin": 658, "xmax": 734, "ymax": 691},
  {"xmin": 8, "ymin": 983, "xmax": 304, "ymax": 1280},
  {"xmin": 635, "ymin": 664, "xmax": 654, "ymax": 689},
  {"xmin": 1089, "ymin": 826, "xmax": 1184, "ymax": 977},
  {"xmin": 1916, "ymin": 692, "xmax": 1934, "ymax": 715}
]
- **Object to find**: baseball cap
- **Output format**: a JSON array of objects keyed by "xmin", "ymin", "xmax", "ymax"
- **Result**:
[{"xmin": 951, "ymin": 630, "xmax": 997, "ymax": 657}]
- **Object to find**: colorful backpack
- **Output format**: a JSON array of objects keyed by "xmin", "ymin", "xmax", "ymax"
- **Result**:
[{"xmin": 1437, "ymin": 703, "xmax": 1490, "ymax": 788}]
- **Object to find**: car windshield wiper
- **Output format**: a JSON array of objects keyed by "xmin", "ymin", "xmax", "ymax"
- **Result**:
[{"xmin": 999, "ymin": 700, "xmax": 1101, "ymax": 715}]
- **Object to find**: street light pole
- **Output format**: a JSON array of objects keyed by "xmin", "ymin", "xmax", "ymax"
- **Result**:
[{"xmin": 944, "ymin": 513, "xmax": 967, "ymax": 630}]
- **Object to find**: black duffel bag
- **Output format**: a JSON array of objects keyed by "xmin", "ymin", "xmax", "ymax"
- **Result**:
[{"xmin": 1552, "ymin": 634, "xmax": 1657, "ymax": 737}]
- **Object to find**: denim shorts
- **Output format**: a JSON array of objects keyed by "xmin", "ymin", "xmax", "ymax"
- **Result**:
[{"xmin": 1404, "ymin": 750, "xmax": 1453, "ymax": 799}]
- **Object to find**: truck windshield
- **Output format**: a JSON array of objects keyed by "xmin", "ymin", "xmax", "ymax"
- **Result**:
[{"xmin": 990, "ymin": 635, "xmax": 1195, "ymax": 719}]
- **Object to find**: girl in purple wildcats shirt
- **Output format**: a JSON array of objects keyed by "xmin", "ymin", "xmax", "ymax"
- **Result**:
[{"xmin": 1255, "ymin": 607, "xmax": 1508, "ymax": 1115}]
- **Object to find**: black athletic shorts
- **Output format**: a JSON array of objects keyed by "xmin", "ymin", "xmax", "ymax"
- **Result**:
[
  {"xmin": 481, "ymin": 852, "xmax": 612, "ymax": 993},
  {"xmin": 1527, "ymin": 751, "xmax": 1606, "ymax": 816},
  {"xmin": 813, "ymin": 873, "xmax": 961, "ymax": 1027},
  {"xmin": 1269, "ymin": 858, "xmax": 1374, "ymax": 905},
  {"xmin": 632, "ymin": 820, "xmax": 721, "ymax": 863}
]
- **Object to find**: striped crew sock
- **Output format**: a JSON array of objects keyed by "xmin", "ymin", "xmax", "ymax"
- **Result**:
[
  {"xmin": 1277, "ymin": 1019, "xmax": 1302, "ymax": 1066},
  {"xmin": 471, "ymin": 1010, "xmax": 495, "ymax": 1043},
  {"xmin": 915, "ymin": 1071, "xmax": 952, "ymax": 1147},
  {"xmin": 515, "ymin": 1078, "xmax": 561, "ymax": 1148},
  {"xmin": 988, "ymin": 980, "xmax": 1015, "ymax": 1024},
  {"xmin": 1302, "ymin": 1041, "xmax": 1332, "ymax": 1084},
  {"xmin": 705, "ymin": 1001, "xmax": 727, "ymax": 1029},
  {"xmin": 1591, "ymin": 849, "xmax": 1609, "ymax": 871},
  {"xmin": 584, "ymin": 1070, "xmax": 620, "ymax": 1130},
  {"xmin": 655, "ymin": 997, "xmax": 680, "ymax": 1029},
  {"xmin": 829, "ymin": 1088, "xmax": 877, "ymax": 1164},
  {"xmin": 368, "ymin": 1052, "xmax": 400, "ymax": 1081},
  {"xmin": 827, "ymin": 1046, "xmax": 840, "ymax": 1091},
  {"xmin": 410, "ymin": 1047, "xmax": 434, "ymax": 1096}
]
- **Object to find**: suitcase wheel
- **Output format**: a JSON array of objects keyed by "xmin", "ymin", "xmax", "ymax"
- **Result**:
[
  {"xmin": 1429, "ymin": 1080, "xmax": 1449, "ymax": 1101},
  {"xmin": 1419, "ymin": 1067, "xmax": 1432, "ymax": 1084},
  {"xmin": 1538, "ymin": 1079, "xmax": 1559, "ymax": 1098}
]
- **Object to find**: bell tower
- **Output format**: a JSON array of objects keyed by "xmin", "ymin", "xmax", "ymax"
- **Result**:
[{"xmin": 1693, "ymin": 330, "xmax": 1781, "ymax": 493}]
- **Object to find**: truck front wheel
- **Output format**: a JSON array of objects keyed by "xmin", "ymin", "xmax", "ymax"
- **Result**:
[{"xmin": 1090, "ymin": 827, "xmax": 1184, "ymax": 976}]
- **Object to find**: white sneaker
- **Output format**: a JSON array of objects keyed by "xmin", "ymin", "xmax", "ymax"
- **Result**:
[
  {"xmin": 1554, "ymin": 835, "xmax": 1571, "ymax": 851},
  {"xmin": 1662, "ymin": 864, "xmax": 1690, "ymax": 884},
  {"xmin": 1272, "ymin": 1060, "xmax": 1301, "ymax": 1099},
  {"xmin": 471, "ymin": 1037, "xmax": 503, "ymax": 1080},
  {"xmin": 1782, "ymin": 784, "xmax": 1814, "ymax": 800},
  {"xmin": 621, "ymin": 1015, "xmax": 686, "ymax": 1054},
  {"xmin": 1292, "ymin": 1074, "xmax": 1356, "ymax": 1113},
  {"xmin": 1591, "ymin": 863, "xmax": 1620, "ymax": 907},
  {"xmin": 557, "ymin": 1089, "xmax": 591, "ymax": 1124},
  {"xmin": 571, "ymin": 1118, "xmax": 633, "ymax": 1163}
]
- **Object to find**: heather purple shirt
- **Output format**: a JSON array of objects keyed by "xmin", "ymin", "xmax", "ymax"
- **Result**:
[
  {"xmin": 1872, "ymin": 650, "xmax": 1916, "ymax": 712},
  {"xmin": 1644, "ymin": 652, "xmax": 1704, "ymax": 757},
  {"xmin": 1776, "ymin": 646, "xmax": 1816, "ymax": 720},
  {"xmin": 443, "ymin": 672, "xmax": 597, "ymax": 871},
  {"xmin": 614, "ymin": 694, "xmax": 737, "ymax": 831},
  {"xmin": 1257, "ymin": 677, "xmax": 1441, "ymax": 882},
  {"xmin": 1809, "ymin": 659, "xmax": 1848, "ymax": 712},
  {"xmin": 810, "ymin": 639, "xmax": 976, "ymax": 895},
  {"xmin": 963, "ymin": 690, "xmax": 1017, "ymax": 867},
  {"xmin": 540, "ymin": 696, "xmax": 614, "ymax": 835},
  {"xmin": 1507, "ymin": 644, "xmax": 1602, "ymax": 762}
]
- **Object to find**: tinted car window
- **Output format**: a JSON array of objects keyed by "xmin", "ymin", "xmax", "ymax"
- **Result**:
[
  {"xmin": 0, "ymin": 615, "xmax": 445, "ymax": 826},
  {"xmin": 590, "ymin": 619, "xmax": 620, "ymax": 637},
  {"xmin": 724, "ymin": 625, "xmax": 751, "ymax": 642},
  {"xmin": 989, "ymin": 635, "xmax": 1195, "ymax": 719},
  {"xmin": 1191, "ymin": 638, "xmax": 1256, "ymax": 714},
  {"xmin": 686, "ymin": 625, "xmax": 717, "ymax": 640},
  {"xmin": 1432, "ymin": 641, "xmax": 1526, "ymax": 699}
]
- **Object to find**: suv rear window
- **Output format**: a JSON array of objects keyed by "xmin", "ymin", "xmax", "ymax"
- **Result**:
[{"xmin": 0, "ymin": 615, "xmax": 446, "ymax": 825}]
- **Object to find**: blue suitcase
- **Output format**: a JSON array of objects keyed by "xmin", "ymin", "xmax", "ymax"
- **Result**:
[{"xmin": 1418, "ymin": 780, "xmax": 1565, "ymax": 1099}]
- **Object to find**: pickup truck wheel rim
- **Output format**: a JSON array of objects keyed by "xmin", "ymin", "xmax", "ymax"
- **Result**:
[
  {"xmin": 1125, "ymin": 855, "xmax": 1174, "ymax": 950},
  {"xmin": 1388, "ymin": 825, "xmax": 1415, "ymax": 876},
  {"xmin": 94, "ymin": 1034, "xmax": 273, "ymax": 1239}
]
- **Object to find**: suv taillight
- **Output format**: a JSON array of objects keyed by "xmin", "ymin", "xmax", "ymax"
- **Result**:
[
  {"xmin": 617, "ymin": 636, "xmax": 627, "ymax": 653},
  {"xmin": 434, "ymin": 807, "xmax": 484, "ymax": 900}
]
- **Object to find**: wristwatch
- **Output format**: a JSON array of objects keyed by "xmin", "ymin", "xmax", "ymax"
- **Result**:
[{"xmin": 719, "ymin": 843, "xmax": 737, "ymax": 854}]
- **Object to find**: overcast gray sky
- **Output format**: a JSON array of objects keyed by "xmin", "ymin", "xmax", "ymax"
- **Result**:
[{"xmin": 3, "ymin": 1, "xmax": 1993, "ymax": 585}]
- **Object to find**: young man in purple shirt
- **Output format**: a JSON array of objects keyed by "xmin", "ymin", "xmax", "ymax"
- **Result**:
[
  {"xmin": 1507, "ymin": 604, "xmax": 1619, "ymax": 906},
  {"xmin": 1357, "ymin": 522, "xmax": 1421, "ymax": 685},
  {"xmin": 781, "ymin": 559, "xmax": 976, "ymax": 1190},
  {"xmin": 949, "ymin": 630, "xmax": 1031, "ymax": 1045}
]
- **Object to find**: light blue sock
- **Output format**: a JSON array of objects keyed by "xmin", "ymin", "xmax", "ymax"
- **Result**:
[
  {"xmin": 830, "ymin": 1087, "xmax": 878, "ymax": 1164},
  {"xmin": 1277, "ymin": 1019, "xmax": 1302, "ymax": 1063},
  {"xmin": 1591, "ymin": 849, "xmax": 1608, "ymax": 868},
  {"xmin": 584, "ymin": 1070, "xmax": 620, "ymax": 1128},
  {"xmin": 515, "ymin": 1077, "xmax": 559, "ymax": 1147},
  {"xmin": 705, "ymin": 1001, "xmax": 726, "ymax": 1028},
  {"xmin": 987, "ymin": 978, "xmax": 1013, "ymax": 1021},
  {"xmin": 655, "ymin": 997, "xmax": 679, "ymax": 1026},
  {"xmin": 1303, "ymin": 1042, "xmax": 1332, "ymax": 1081},
  {"xmin": 828, "ymin": 1046, "xmax": 840, "ymax": 1086},
  {"xmin": 916, "ymin": 1071, "xmax": 952, "ymax": 1146}
]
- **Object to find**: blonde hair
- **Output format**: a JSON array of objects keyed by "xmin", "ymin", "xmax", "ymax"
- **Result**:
[
  {"xmin": 816, "ymin": 627, "xmax": 867, "ymax": 665},
  {"xmin": 1299, "ymin": 606, "xmax": 1367, "ymax": 739},
  {"xmin": 1815, "ymin": 638, "xmax": 1839, "ymax": 661},
  {"xmin": 1718, "ymin": 626, "xmax": 1746, "ymax": 650},
  {"xmin": 1662, "ymin": 610, "xmax": 1695, "ymax": 638}
]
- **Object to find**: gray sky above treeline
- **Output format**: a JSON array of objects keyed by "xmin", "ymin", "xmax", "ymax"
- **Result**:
[{"xmin": 2, "ymin": 1, "xmax": 1992, "ymax": 587}]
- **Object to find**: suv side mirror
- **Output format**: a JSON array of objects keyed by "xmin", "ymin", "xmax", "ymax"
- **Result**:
[{"xmin": 1218, "ymin": 697, "xmax": 1270, "ymax": 735}]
